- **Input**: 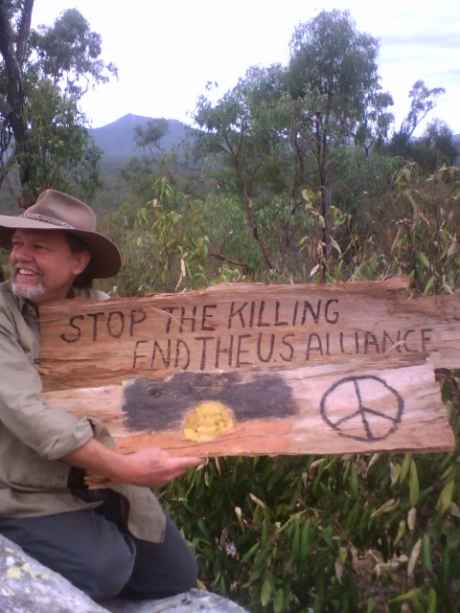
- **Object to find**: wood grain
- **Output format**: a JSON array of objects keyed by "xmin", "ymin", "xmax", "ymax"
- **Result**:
[
  {"xmin": 38, "ymin": 279, "xmax": 460, "ymax": 391},
  {"xmin": 44, "ymin": 357, "xmax": 455, "ymax": 457}
]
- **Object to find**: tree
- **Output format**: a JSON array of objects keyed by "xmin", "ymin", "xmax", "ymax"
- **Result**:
[
  {"xmin": 0, "ymin": 1, "xmax": 115, "ymax": 203},
  {"xmin": 195, "ymin": 66, "xmax": 292, "ymax": 270},
  {"xmin": 354, "ymin": 90, "xmax": 394, "ymax": 157},
  {"xmin": 134, "ymin": 119, "xmax": 169, "ymax": 155},
  {"xmin": 418, "ymin": 120, "xmax": 458, "ymax": 169},
  {"xmin": 195, "ymin": 12, "xmax": 395, "ymax": 279},
  {"xmin": 400, "ymin": 80, "xmax": 445, "ymax": 139},
  {"xmin": 389, "ymin": 80, "xmax": 446, "ymax": 161},
  {"xmin": 0, "ymin": 0, "xmax": 34, "ymax": 195},
  {"xmin": 119, "ymin": 118, "xmax": 200, "ymax": 209},
  {"xmin": 22, "ymin": 78, "xmax": 102, "ymax": 197},
  {"xmin": 287, "ymin": 10, "xmax": 393, "ymax": 279},
  {"xmin": 406, "ymin": 119, "xmax": 458, "ymax": 172}
]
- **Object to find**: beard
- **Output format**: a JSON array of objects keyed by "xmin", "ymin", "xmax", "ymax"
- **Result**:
[{"xmin": 11, "ymin": 273, "xmax": 46, "ymax": 303}]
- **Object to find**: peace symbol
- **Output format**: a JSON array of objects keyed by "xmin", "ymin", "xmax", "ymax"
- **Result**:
[{"xmin": 320, "ymin": 375, "xmax": 404, "ymax": 442}]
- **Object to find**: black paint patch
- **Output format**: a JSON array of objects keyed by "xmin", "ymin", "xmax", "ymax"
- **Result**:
[{"xmin": 122, "ymin": 371, "xmax": 298, "ymax": 431}]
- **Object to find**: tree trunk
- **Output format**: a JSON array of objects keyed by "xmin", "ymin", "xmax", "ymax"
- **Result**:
[
  {"xmin": 314, "ymin": 113, "xmax": 329, "ymax": 282},
  {"xmin": 233, "ymin": 155, "xmax": 274, "ymax": 270},
  {"xmin": 0, "ymin": 0, "xmax": 35, "ymax": 203}
]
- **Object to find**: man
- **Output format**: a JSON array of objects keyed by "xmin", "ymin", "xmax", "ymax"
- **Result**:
[{"xmin": 0, "ymin": 189, "xmax": 201, "ymax": 601}]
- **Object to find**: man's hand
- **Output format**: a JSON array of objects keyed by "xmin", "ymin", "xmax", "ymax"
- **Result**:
[
  {"xmin": 116, "ymin": 447, "xmax": 202, "ymax": 487},
  {"xmin": 64, "ymin": 439, "xmax": 202, "ymax": 488}
]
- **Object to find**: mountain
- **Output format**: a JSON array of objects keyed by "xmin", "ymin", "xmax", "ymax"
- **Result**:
[{"xmin": 89, "ymin": 114, "xmax": 191, "ymax": 162}]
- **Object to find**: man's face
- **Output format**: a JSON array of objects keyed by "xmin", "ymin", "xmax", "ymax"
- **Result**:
[{"xmin": 9, "ymin": 229, "xmax": 91, "ymax": 304}]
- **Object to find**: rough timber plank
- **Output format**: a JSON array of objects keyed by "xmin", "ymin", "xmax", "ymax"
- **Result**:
[
  {"xmin": 38, "ymin": 279, "xmax": 460, "ymax": 391},
  {"xmin": 44, "ymin": 357, "xmax": 455, "ymax": 457},
  {"xmin": 38, "ymin": 279, "xmax": 457, "ymax": 457}
]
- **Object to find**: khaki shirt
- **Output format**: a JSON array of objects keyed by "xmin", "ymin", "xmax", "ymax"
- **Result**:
[{"xmin": 0, "ymin": 281, "xmax": 166, "ymax": 542}]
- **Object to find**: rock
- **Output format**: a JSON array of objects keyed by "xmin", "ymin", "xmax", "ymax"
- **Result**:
[
  {"xmin": 0, "ymin": 534, "xmax": 248, "ymax": 613},
  {"xmin": 0, "ymin": 534, "xmax": 106, "ymax": 613},
  {"xmin": 103, "ymin": 589, "xmax": 249, "ymax": 612}
]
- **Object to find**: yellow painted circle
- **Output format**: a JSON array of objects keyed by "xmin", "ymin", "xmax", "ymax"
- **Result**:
[{"xmin": 183, "ymin": 401, "xmax": 235, "ymax": 442}]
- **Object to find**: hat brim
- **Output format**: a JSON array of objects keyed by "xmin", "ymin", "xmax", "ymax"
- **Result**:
[{"xmin": 0, "ymin": 215, "xmax": 121, "ymax": 279}]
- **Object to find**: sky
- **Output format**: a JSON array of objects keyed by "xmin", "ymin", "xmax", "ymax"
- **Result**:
[{"xmin": 32, "ymin": 0, "xmax": 460, "ymax": 134}]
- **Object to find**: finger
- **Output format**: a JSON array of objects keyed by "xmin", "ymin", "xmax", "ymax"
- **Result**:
[{"xmin": 169, "ymin": 456, "xmax": 203, "ymax": 469}]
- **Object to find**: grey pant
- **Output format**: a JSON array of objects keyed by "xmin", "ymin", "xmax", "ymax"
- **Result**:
[{"xmin": 0, "ymin": 496, "xmax": 198, "ymax": 601}]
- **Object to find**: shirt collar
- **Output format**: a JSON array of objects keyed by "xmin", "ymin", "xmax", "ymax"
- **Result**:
[
  {"xmin": 20, "ymin": 295, "xmax": 39, "ymax": 319},
  {"xmin": 5, "ymin": 281, "xmax": 24, "ymax": 310}
]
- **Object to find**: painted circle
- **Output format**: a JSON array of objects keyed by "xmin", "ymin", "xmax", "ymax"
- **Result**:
[
  {"xmin": 183, "ymin": 400, "xmax": 235, "ymax": 442},
  {"xmin": 320, "ymin": 375, "xmax": 403, "ymax": 442}
]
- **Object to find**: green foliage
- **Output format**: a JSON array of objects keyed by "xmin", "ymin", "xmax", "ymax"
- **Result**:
[
  {"xmin": 29, "ymin": 8, "xmax": 115, "ymax": 91},
  {"xmin": 107, "ymin": 178, "xmax": 210, "ymax": 295},
  {"xmin": 288, "ymin": 9, "xmax": 384, "ymax": 136},
  {"xmin": 396, "ymin": 120, "xmax": 458, "ymax": 173},
  {"xmin": 20, "ymin": 78, "xmax": 101, "ymax": 200},
  {"xmin": 194, "ymin": 10, "xmax": 395, "ymax": 279},
  {"xmin": 195, "ymin": 65, "xmax": 293, "ymax": 270},
  {"xmin": 0, "ymin": 3, "xmax": 114, "ymax": 199},
  {"xmin": 107, "ymin": 156, "xmax": 460, "ymax": 292},
  {"xmin": 384, "ymin": 164, "xmax": 460, "ymax": 293}
]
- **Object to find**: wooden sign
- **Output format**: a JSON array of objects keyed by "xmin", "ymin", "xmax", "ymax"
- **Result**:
[{"xmin": 39, "ymin": 279, "xmax": 458, "ymax": 457}]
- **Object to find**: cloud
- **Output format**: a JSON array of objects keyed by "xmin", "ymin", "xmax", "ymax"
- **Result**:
[{"xmin": 381, "ymin": 33, "xmax": 460, "ymax": 49}]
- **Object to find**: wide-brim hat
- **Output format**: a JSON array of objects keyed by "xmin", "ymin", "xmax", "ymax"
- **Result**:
[{"xmin": 0, "ymin": 189, "xmax": 121, "ymax": 279}]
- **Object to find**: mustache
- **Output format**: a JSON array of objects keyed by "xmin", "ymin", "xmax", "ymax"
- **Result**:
[
  {"xmin": 11, "ymin": 267, "xmax": 44, "ymax": 280},
  {"xmin": 12, "ymin": 265, "xmax": 42, "ymax": 273}
]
